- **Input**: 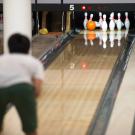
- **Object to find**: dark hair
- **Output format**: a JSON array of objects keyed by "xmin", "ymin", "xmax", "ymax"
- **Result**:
[{"xmin": 8, "ymin": 33, "xmax": 30, "ymax": 54}]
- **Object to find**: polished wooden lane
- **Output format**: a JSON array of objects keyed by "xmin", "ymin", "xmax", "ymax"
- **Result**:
[
  {"xmin": 37, "ymin": 30, "xmax": 126, "ymax": 135},
  {"xmin": 3, "ymin": 30, "xmax": 127, "ymax": 135}
]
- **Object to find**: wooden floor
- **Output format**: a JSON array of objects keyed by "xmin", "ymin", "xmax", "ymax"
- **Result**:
[{"xmin": 2, "ymin": 30, "xmax": 126, "ymax": 135}]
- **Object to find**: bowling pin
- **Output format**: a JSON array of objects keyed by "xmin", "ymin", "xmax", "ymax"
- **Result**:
[
  {"xmin": 116, "ymin": 13, "xmax": 124, "ymax": 31},
  {"xmin": 109, "ymin": 12, "xmax": 115, "ymax": 31},
  {"xmin": 102, "ymin": 32, "xmax": 107, "ymax": 49},
  {"xmin": 124, "ymin": 12, "xmax": 130, "ymax": 30},
  {"xmin": 101, "ymin": 14, "xmax": 108, "ymax": 32},
  {"xmin": 109, "ymin": 31, "xmax": 115, "ymax": 48},
  {"xmin": 116, "ymin": 30, "xmax": 122, "ymax": 46},
  {"xmin": 83, "ymin": 30, "xmax": 88, "ymax": 46},
  {"xmin": 89, "ymin": 14, "xmax": 93, "ymax": 21},
  {"xmin": 83, "ymin": 12, "xmax": 88, "ymax": 30},
  {"xmin": 95, "ymin": 12, "xmax": 102, "ymax": 28},
  {"xmin": 99, "ymin": 12, "xmax": 103, "ymax": 28}
]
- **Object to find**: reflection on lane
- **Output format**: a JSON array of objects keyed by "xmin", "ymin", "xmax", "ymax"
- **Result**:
[
  {"xmin": 38, "ymin": 30, "xmax": 127, "ymax": 135},
  {"xmin": 83, "ymin": 30, "xmax": 127, "ymax": 48}
]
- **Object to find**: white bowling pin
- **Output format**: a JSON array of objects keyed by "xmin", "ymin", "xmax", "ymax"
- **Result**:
[
  {"xmin": 102, "ymin": 32, "xmax": 108, "ymax": 49},
  {"xmin": 89, "ymin": 14, "xmax": 93, "ymax": 21},
  {"xmin": 109, "ymin": 12, "xmax": 115, "ymax": 31},
  {"xmin": 101, "ymin": 14, "xmax": 108, "ymax": 32},
  {"xmin": 83, "ymin": 12, "xmax": 88, "ymax": 30},
  {"xmin": 124, "ymin": 12, "xmax": 130, "ymax": 30},
  {"xmin": 116, "ymin": 13, "xmax": 124, "ymax": 31},
  {"xmin": 99, "ymin": 12, "xmax": 103, "ymax": 28}
]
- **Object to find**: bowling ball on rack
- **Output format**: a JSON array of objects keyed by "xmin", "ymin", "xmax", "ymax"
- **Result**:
[
  {"xmin": 87, "ymin": 21, "xmax": 96, "ymax": 31},
  {"xmin": 39, "ymin": 28, "xmax": 48, "ymax": 35}
]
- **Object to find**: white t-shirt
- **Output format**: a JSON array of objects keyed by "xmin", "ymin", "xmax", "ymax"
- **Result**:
[{"xmin": 0, "ymin": 54, "xmax": 44, "ymax": 88}]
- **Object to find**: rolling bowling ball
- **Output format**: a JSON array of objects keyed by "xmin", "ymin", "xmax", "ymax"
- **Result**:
[{"xmin": 87, "ymin": 21, "xmax": 96, "ymax": 31}]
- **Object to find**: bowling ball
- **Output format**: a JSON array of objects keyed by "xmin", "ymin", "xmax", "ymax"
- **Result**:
[
  {"xmin": 87, "ymin": 31, "xmax": 96, "ymax": 40},
  {"xmin": 39, "ymin": 28, "xmax": 48, "ymax": 35},
  {"xmin": 87, "ymin": 21, "xmax": 96, "ymax": 31}
]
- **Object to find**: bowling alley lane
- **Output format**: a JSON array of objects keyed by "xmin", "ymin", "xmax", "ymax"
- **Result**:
[{"xmin": 37, "ymin": 30, "xmax": 128, "ymax": 135}]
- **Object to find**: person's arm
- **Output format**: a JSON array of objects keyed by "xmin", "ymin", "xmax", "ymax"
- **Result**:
[
  {"xmin": 32, "ymin": 78, "xmax": 43, "ymax": 98},
  {"xmin": 30, "ymin": 58, "xmax": 44, "ymax": 97}
]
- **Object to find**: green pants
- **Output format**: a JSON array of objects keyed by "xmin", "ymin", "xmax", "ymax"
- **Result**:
[{"xmin": 0, "ymin": 83, "xmax": 37, "ymax": 133}]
